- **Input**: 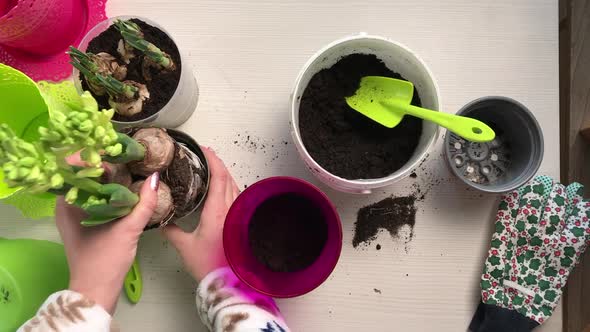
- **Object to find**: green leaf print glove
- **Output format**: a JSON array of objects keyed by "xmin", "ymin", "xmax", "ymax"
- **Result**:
[{"xmin": 470, "ymin": 175, "xmax": 590, "ymax": 332}]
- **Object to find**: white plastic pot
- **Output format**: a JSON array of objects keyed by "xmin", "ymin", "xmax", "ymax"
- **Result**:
[
  {"xmin": 74, "ymin": 16, "xmax": 198, "ymax": 129},
  {"xmin": 290, "ymin": 34, "xmax": 441, "ymax": 194}
]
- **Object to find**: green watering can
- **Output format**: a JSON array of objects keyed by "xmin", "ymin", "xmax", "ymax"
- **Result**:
[{"xmin": 0, "ymin": 238, "xmax": 69, "ymax": 332}]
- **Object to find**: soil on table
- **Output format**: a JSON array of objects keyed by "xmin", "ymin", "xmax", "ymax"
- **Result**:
[
  {"xmin": 352, "ymin": 196, "xmax": 417, "ymax": 248},
  {"xmin": 82, "ymin": 18, "xmax": 181, "ymax": 122},
  {"xmin": 299, "ymin": 54, "xmax": 423, "ymax": 179},
  {"xmin": 248, "ymin": 193, "xmax": 328, "ymax": 272}
]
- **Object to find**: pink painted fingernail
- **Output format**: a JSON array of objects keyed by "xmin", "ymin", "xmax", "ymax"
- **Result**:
[{"xmin": 150, "ymin": 172, "xmax": 160, "ymax": 191}]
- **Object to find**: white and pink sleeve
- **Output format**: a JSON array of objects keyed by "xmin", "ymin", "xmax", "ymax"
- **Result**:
[
  {"xmin": 17, "ymin": 290, "xmax": 112, "ymax": 332},
  {"xmin": 196, "ymin": 267, "xmax": 290, "ymax": 332},
  {"xmin": 18, "ymin": 268, "xmax": 290, "ymax": 332}
]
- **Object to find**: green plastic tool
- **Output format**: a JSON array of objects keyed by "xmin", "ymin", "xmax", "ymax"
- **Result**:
[
  {"xmin": 124, "ymin": 258, "xmax": 142, "ymax": 304},
  {"xmin": 345, "ymin": 76, "xmax": 496, "ymax": 143},
  {"xmin": 0, "ymin": 238, "xmax": 69, "ymax": 332}
]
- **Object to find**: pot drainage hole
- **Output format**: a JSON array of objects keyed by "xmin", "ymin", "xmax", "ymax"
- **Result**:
[{"xmin": 448, "ymin": 133, "xmax": 510, "ymax": 185}]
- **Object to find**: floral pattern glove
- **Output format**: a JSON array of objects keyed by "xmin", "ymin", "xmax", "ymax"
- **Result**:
[{"xmin": 471, "ymin": 175, "xmax": 590, "ymax": 331}]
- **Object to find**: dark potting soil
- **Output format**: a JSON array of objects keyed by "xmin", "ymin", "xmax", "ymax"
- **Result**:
[
  {"xmin": 352, "ymin": 196, "xmax": 417, "ymax": 248},
  {"xmin": 248, "ymin": 193, "xmax": 328, "ymax": 272},
  {"xmin": 83, "ymin": 19, "xmax": 181, "ymax": 122},
  {"xmin": 299, "ymin": 54, "xmax": 423, "ymax": 180}
]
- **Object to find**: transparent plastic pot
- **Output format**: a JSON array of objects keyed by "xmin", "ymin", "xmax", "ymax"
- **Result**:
[
  {"xmin": 290, "ymin": 34, "xmax": 441, "ymax": 194},
  {"xmin": 74, "ymin": 16, "xmax": 198, "ymax": 129}
]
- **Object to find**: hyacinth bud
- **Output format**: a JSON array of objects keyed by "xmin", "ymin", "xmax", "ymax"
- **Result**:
[
  {"xmin": 78, "ymin": 120, "xmax": 94, "ymax": 132},
  {"xmin": 50, "ymin": 174, "xmax": 64, "ymax": 188},
  {"xmin": 94, "ymin": 126, "xmax": 106, "ymax": 138},
  {"xmin": 105, "ymin": 143, "xmax": 123, "ymax": 157},
  {"xmin": 38, "ymin": 127, "xmax": 62, "ymax": 142},
  {"xmin": 51, "ymin": 123, "xmax": 69, "ymax": 138},
  {"xmin": 19, "ymin": 157, "xmax": 36, "ymax": 168},
  {"xmin": 74, "ymin": 111, "xmax": 89, "ymax": 121},
  {"xmin": 82, "ymin": 196, "xmax": 108, "ymax": 209},
  {"xmin": 17, "ymin": 167, "xmax": 30, "ymax": 178},
  {"xmin": 81, "ymin": 148, "xmax": 102, "ymax": 167},
  {"xmin": 81, "ymin": 89, "xmax": 100, "ymax": 113},
  {"xmin": 6, "ymin": 167, "xmax": 18, "ymax": 181},
  {"xmin": 51, "ymin": 111, "xmax": 67, "ymax": 124},
  {"xmin": 76, "ymin": 167, "xmax": 104, "ymax": 178},
  {"xmin": 65, "ymin": 187, "xmax": 79, "ymax": 204},
  {"xmin": 102, "ymin": 108, "xmax": 115, "ymax": 119},
  {"xmin": 25, "ymin": 166, "xmax": 41, "ymax": 181},
  {"xmin": 109, "ymin": 131, "xmax": 118, "ymax": 142},
  {"xmin": 86, "ymin": 138, "xmax": 98, "ymax": 148}
]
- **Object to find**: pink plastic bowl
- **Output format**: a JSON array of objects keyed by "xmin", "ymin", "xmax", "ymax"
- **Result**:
[{"xmin": 223, "ymin": 176, "xmax": 342, "ymax": 298}]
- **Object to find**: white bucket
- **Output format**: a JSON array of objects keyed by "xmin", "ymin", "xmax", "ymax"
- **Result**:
[
  {"xmin": 290, "ymin": 34, "xmax": 441, "ymax": 194},
  {"xmin": 74, "ymin": 16, "xmax": 198, "ymax": 129}
]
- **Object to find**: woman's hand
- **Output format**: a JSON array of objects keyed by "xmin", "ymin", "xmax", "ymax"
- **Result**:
[
  {"xmin": 162, "ymin": 147, "xmax": 240, "ymax": 281},
  {"xmin": 55, "ymin": 172, "xmax": 159, "ymax": 314}
]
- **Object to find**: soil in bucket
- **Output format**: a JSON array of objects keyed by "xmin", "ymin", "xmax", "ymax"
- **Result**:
[
  {"xmin": 299, "ymin": 54, "xmax": 423, "ymax": 180},
  {"xmin": 248, "ymin": 193, "xmax": 328, "ymax": 272},
  {"xmin": 82, "ymin": 19, "xmax": 181, "ymax": 122}
]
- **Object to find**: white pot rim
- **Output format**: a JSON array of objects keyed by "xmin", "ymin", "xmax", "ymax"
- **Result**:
[{"xmin": 290, "ymin": 33, "xmax": 441, "ymax": 192}]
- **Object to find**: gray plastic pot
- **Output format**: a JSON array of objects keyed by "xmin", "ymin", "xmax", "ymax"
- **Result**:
[{"xmin": 444, "ymin": 96, "xmax": 543, "ymax": 193}]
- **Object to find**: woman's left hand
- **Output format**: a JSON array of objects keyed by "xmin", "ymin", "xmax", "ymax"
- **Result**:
[{"xmin": 55, "ymin": 172, "xmax": 160, "ymax": 314}]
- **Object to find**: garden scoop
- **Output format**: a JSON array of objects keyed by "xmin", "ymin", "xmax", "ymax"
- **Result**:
[{"xmin": 346, "ymin": 76, "xmax": 495, "ymax": 143}]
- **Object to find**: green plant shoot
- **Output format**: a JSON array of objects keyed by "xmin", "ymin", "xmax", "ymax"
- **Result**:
[
  {"xmin": 114, "ymin": 19, "xmax": 176, "ymax": 70},
  {"xmin": 68, "ymin": 46, "xmax": 138, "ymax": 99}
]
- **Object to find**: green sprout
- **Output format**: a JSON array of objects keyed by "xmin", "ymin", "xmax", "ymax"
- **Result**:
[
  {"xmin": 67, "ymin": 47, "xmax": 102, "ymax": 76},
  {"xmin": 94, "ymin": 74, "xmax": 138, "ymax": 100},
  {"xmin": 0, "ymin": 93, "xmax": 147, "ymax": 226},
  {"xmin": 69, "ymin": 46, "xmax": 138, "ymax": 100},
  {"xmin": 114, "ymin": 19, "xmax": 176, "ymax": 70},
  {"xmin": 69, "ymin": 46, "xmax": 150, "ymax": 117}
]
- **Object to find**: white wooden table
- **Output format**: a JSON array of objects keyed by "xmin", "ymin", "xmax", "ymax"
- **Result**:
[{"xmin": 0, "ymin": 1, "xmax": 560, "ymax": 331}]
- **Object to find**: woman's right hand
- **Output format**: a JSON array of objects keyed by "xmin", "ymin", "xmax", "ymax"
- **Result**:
[{"xmin": 162, "ymin": 147, "xmax": 240, "ymax": 281}]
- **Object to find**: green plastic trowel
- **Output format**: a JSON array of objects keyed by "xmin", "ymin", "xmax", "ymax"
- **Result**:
[
  {"xmin": 346, "ymin": 76, "xmax": 495, "ymax": 142},
  {"xmin": 124, "ymin": 258, "xmax": 143, "ymax": 304}
]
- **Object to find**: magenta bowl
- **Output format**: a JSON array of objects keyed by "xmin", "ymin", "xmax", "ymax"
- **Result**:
[{"xmin": 223, "ymin": 176, "xmax": 342, "ymax": 298}]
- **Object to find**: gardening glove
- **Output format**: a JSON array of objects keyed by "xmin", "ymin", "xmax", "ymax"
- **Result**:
[{"xmin": 470, "ymin": 175, "xmax": 590, "ymax": 332}]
